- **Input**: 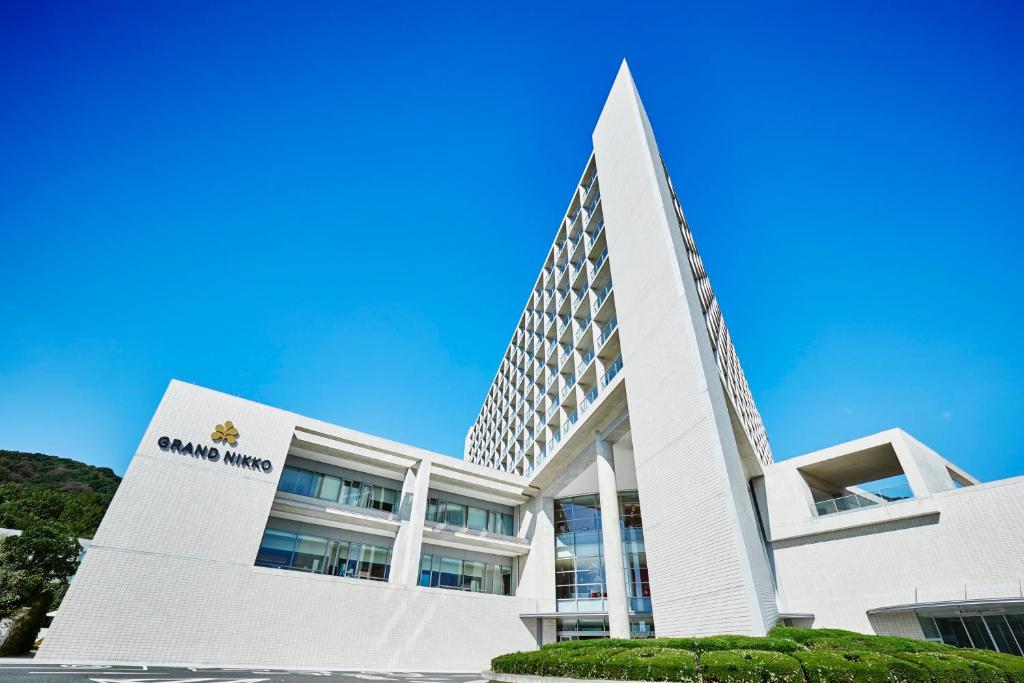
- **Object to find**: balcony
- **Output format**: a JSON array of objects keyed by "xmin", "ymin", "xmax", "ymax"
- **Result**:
[
  {"xmin": 575, "ymin": 314, "xmax": 592, "ymax": 342},
  {"xmin": 813, "ymin": 483, "xmax": 914, "ymax": 517},
  {"xmin": 601, "ymin": 356, "xmax": 623, "ymax": 387},
  {"xmin": 599, "ymin": 316, "xmax": 618, "ymax": 346},
  {"xmin": 593, "ymin": 247, "xmax": 609, "ymax": 273},
  {"xmin": 579, "ymin": 385, "xmax": 599, "ymax": 413},
  {"xmin": 561, "ymin": 373, "xmax": 577, "ymax": 399},
  {"xmin": 588, "ymin": 219, "xmax": 606, "ymax": 247},
  {"xmin": 594, "ymin": 279, "xmax": 613, "ymax": 310}
]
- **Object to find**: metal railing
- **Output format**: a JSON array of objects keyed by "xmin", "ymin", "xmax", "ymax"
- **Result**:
[
  {"xmin": 601, "ymin": 356, "xmax": 623, "ymax": 387},
  {"xmin": 595, "ymin": 279, "xmax": 613, "ymax": 309},
  {"xmin": 599, "ymin": 316, "xmax": 618, "ymax": 345},
  {"xmin": 588, "ymin": 219, "xmax": 606, "ymax": 246},
  {"xmin": 813, "ymin": 484, "xmax": 914, "ymax": 516}
]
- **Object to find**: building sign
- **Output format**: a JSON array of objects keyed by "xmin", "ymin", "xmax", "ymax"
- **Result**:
[{"xmin": 157, "ymin": 420, "xmax": 273, "ymax": 473}]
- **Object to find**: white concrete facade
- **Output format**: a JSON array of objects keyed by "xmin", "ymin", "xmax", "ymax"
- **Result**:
[{"xmin": 38, "ymin": 62, "xmax": 1024, "ymax": 666}]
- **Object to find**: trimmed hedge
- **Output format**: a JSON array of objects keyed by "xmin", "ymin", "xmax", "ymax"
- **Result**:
[
  {"xmin": 795, "ymin": 650, "xmax": 929, "ymax": 683},
  {"xmin": 894, "ymin": 653, "xmax": 1005, "ymax": 683},
  {"xmin": 699, "ymin": 649, "xmax": 804, "ymax": 682},
  {"xmin": 769, "ymin": 627, "xmax": 953, "ymax": 655},
  {"xmin": 957, "ymin": 649, "xmax": 1024, "ymax": 683},
  {"xmin": 490, "ymin": 627, "xmax": 1024, "ymax": 682},
  {"xmin": 541, "ymin": 635, "xmax": 803, "ymax": 655}
]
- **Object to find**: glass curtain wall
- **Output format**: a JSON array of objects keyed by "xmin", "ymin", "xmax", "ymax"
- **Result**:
[
  {"xmin": 920, "ymin": 613, "xmax": 1024, "ymax": 655},
  {"xmin": 278, "ymin": 465, "xmax": 399, "ymax": 514},
  {"xmin": 255, "ymin": 526, "xmax": 391, "ymax": 581},
  {"xmin": 619, "ymin": 491, "xmax": 652, "ymax": 614},
  {"xmin": 555, "ymin": 494, "xmax": 607, "ymax": 613},
  {"xmin": 425, "ymin": 497, "xmax": 514, "ymax": 536},
  {"xmin": 418, "ymin": 553, "xmax": 513, "ymax": 595}
]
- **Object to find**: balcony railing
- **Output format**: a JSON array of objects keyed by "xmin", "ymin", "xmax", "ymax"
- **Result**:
[
  {"xmin": 575, "ymin": 314, "xmax": 592, "ymax": 342},
  {"xmin": 814, "ymin": 484, "xmax": 914, "ymax": 517},
  {"xmin": 562, "ymin": 409, "xmax": 579, "ymax": 434},
  {"xmin": 560, "ymin": 373, "xmax": 577, "ymax": 399},
  {"xmin": 579, "ymin": 386, "xmax": 599, "ymax": 413},
  {"xmin": 595, "ymin": 279, "xmax": 613, "ymax": 309},
  {"xmin": 599, "ymin": 316, "xmax": 618, "ymax": 345},
  {"xmin": 571, "ymin": 230, "xmax": 585, "ymax": 249},
  {"xmin": 593, "ymin": 247, "xmax": 608, "ymax": 273},
  {"xmin": 580, "ymin": 347, "xmax": 595, "ymax": 368},
  {"xmin": 582, "ymin": 173, "xmax": 598, "ymax": 196},
  {"xmin": 601, "ymin": 356, "xmax": 623, "ymax": 387},
  {"xmin": 588, "ymin": 219, "xmax": 606, "ymax": 246},
  {"xmin": 585, "ymin": 193, "xmax": 602, "ymax": 218}
]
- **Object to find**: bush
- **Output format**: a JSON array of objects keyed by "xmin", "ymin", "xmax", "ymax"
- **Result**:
[
  {"xmin": 770, "ymin": 627, "xmax": 952, "ymax": 655},
  {"xmin": 699, "ymin": 649, "xmax": 804, "ymax": 683},
  {"xmin": 957, "ymin": 649, "xmax": 1024, "ymax": 683},
  {"xmin": 541, "ymin": 635, "xmax": 803, "ymax": 655},
  {"xmin": 493, "ymin": 628, "xmax": 1024, "ymax": 682},
  {"xmin": 794, "ymin": 650, "xmax": 929, "ymax": 683},
  {"xmin": 602, "ymin": 648, "xmax": 699, "ymax": 681},
  {"xmin": 894, "ymin": 652, "xmax": 1005, "ymax": 682}
]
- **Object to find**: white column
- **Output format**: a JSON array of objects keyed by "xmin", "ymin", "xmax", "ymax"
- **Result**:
[
  {"xmin": 596, "ymin": 434, "xmax": 630, "ymax": 639},
  {"xmin": 389, "ymin": 458, "xmax": 432, "ymax": 586}
]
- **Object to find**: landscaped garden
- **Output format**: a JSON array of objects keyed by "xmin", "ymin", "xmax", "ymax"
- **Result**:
[{"xmin": 490, "ymin": 626, "xmax": 1024, "ymax": 682}]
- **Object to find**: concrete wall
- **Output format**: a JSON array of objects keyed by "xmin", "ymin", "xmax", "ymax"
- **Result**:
[
  {"xmin": 772, "ymin": 476, "xmax": 1024, "ymax": 635},
  {"xmin": 591, "ymin": 61, "xmax": 777, "ymax": 636},
  {"xmin": 38, "ymin": 381, "xmax": 536, "ymax": 669}
]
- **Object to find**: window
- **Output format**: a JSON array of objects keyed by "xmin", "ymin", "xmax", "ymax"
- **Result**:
[
  {"xmin": 426, "ymin": 498, "xmax": 515, "ymax": 536},
  {"xmin": 620, "ymin": 491, "xmax": 652, "ymax": 613},
  {"xmin": 921, "ymin": 614, "xmax": 1024, "ymax": 655},
  {"xmin": 554, "ymin": 495, "xmax": 607, "ymax": 613},
  {"xmin": 467, "ymin": 507, "xmax": 488, "ymax": 531},
  {"xmin": 255, "ymin": 529, "xmax": 297, "ymax": 568},
  {"xmin": 255, "ymin": 526, "xmax": 391, "ymax": 582},
  {"xmin": 277, "ymin": 465, "xmax": 400, "ymax": 515},
  {"xmin": 418, "ymin": 553, "xmax": 513, "ymax": 595}
]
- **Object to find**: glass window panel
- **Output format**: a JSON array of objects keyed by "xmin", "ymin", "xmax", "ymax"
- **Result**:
[
  {"xmin": 340, "ymin": 481, "xmax": 362, "ymax": 507},
  {"xmin": 444, "ymin": 503, "xmax": 466, "ymax": 527},
  {"xmin": 985, "ymin": 615, "xmax": 1020, "ymax": 655},
  {"xmin": 438, "ymin": 557, "xmax": 461, "ymax": 588},
  {"xmin": 292, "ymin": 534, "xmax": 328, "ymax": 573},
  {"xmin": 318, "ymin": 475, "xmax": 342, "ymax": 502},
  {"xmin": 419, "ymin": 554, "xmax": 432, "ymax": 587},
  {"xmin": 502, "ymin": 513, "xmax": 514, "ymax": 536},
  {"xmin": 1006, "ymin": 615, "xmax": 1024, "ymax": 654},
  {"xmin": 501, "ymin": 566, "xmax": 512, "ymax": 596},
  {"xmin": 467, "ymin": 507, "xmax": 488, "ymax": 531},
  {"xmin": 463, "ymin": 560, "xmax": 485, "ymax": 592},
  {"xmin": 256, "ymin": 529, "xmax": 296, "ymax": 567},
  {"xmin": 430, "ymin": 554, "xmax": 443, "ymax": 587},
  {"xmin": 426, "ymin": 499, "xmax": 438, "ymax": 522},
  {"xmin": 278, "ymin": 467, "xmax": 301, "ymax": 494},
  {"xmin": 935, "ymin": 616, "xmax": 972, "ymax": 648},
  {"xmin": 962, "ymin": 616, "xmax": 995, "ymax": 650}
]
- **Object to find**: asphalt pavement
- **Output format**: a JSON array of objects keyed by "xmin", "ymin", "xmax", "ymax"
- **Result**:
[{"xmin": 0, "ymin": 662, "xmax": 488, "ymax": 683}]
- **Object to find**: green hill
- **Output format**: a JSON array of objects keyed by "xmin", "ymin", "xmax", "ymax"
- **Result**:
[{"xmin": 0, "ymin": 450, "xmax": 121, "ymax": 538}]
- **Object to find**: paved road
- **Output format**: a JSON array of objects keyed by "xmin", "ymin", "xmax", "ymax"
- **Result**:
[{"xmin": 0, "ymin": 663, "xmax": 488, "ymax": 683}]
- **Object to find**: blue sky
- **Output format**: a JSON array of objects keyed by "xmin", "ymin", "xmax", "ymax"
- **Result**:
[{"xmin": 1, "ymin": 1, "xmax": 1021, "ymax": 481}]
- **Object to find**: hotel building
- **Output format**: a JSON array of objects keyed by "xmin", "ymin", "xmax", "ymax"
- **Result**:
[{"xmin": 38, "ymin": 62, "xmax": 1024, "ymax": 669}]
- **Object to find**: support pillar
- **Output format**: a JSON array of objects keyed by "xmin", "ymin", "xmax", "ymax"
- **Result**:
[
  {"xmin": 596, "ymin": 434, "xmax": 630, "ymax": 639},
  {"xmin": 389, "ymin": 458, "xmax": 431, "ymax": 586}
]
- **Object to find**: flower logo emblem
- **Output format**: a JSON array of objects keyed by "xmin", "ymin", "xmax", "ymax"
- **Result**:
[{"xmin": 211, "ymin": 420, "xmax": 239, "ymax": 446}]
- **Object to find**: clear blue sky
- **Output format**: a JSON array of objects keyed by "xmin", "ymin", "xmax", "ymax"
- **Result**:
[{"xmin": 1, "ymin": 1, "xmax": 1021, "ymax": 481}]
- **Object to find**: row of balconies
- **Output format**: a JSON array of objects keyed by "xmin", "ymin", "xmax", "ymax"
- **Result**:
[
  {"xmin": 470, "ymin": 310, "xmax": 620, "ymax": 469},
  {"xmin": 467, "ymin": 155, "xmax": 603, "ymax": 467}
]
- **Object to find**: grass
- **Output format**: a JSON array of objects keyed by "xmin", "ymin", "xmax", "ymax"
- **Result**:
[{"xmin": 489, "ymin": 626, "xmax": 1024, "ymax": 682}]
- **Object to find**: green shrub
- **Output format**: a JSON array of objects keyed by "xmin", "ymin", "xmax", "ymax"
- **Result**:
[
  {"xmin": 541, "ymin": 635, "xmax": 803, "ymax": 655},
  {"xmin": 601, "ymin": 647, "xmax": 700, "ymax": 681},
  {"xmin": 769, "ymin": 627, "xmax": 952, "ymax": 655},
  {"xmin": 894, "ymin": 652, "xmax": 1006, "ymax": 682},
  {"xmin": 699, "ymin": 649, "xmax": 804, "ymax": 682},
  {"xmin": 794, "ymin": 650, "xmax": 929, "ymax": 683},
  {"xmin": 957, "ymin": 649, "xmax": 1024, "ymax": 683}
]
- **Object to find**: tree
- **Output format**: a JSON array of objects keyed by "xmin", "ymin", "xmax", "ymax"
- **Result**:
[{"xmin": 0, "ymin": 521, "xmax": 81, "ymax": 655}]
